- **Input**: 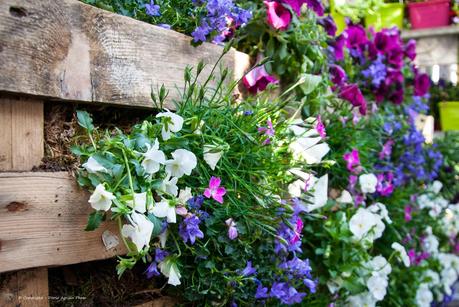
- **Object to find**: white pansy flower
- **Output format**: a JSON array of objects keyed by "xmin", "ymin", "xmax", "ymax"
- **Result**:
[
  {"xmin": 417, "ymin": 194, "xmax": 433, "ymax": 209},
  {"xmin": 288, "ymin": 179, "xmax": 306, "ymax": 198},
  {"xmin": 126, "ymin": 192, "xmax": 147, "ymax": 213},
  {"xmin": 203, "ymin": 145, "xmax": 223, "ymax": 170},
  {"xmin": 441, "ymin": 267, "xmax": 457, "ymax": 295},
  {"xmin": 347, "ymin": 292, "xmax": 376, "ymax": 307},
  {"xmin": 416, "ymin": 283, "xmax": 433, "ymax": 307},
  {"xmin": 158, "ymin": 259, "xmax": 181, "ymax": 286},
  {"xmin": 336, "ymin": 190, "xmax": 353, "ymax": 204},
  {"xmin": 160, "ymin": 175, "xmax": 179, "ymax": 197},
  {"xmin": 88, "ymin": 184, "xmax": 116, "ymax": 211},
  {"xmin": 327, "ymin": 277, "xmax": 343, "ymax": 294},
  {"xmin": 165, "ymin": 149, "xmax": 197, "ymax": 178},
  {"xmin": 121, "ymin": 212, "xmax": 154, "ymax": 252},
  {"xmin": 349, "ymin": 208, "xmax": 378, "ymax": 240},
  {"xmin": 430, "ymin": 180, "xmax": 443, "ymax": 194},
  {"xmin": 178, "ymin": 187, "xmax": 192, "ymax": 204},
  {"xmin": 152, "ymin": 199, "xmax": 176, "ymax": 223},
  {"xmin": 423, "ymin": 233, "xmax": 439, "ymax": 255},
  {"xmin": 359, "ymin": 173, "xmax": 378, "ymax": 194},
  {"xmin": 156, "ymin": 111, "xmax": 184, "ymax": 140},
  {"xmin": 391, "ymin": 242, "xmax": 410, "ymax": 267},
  {"xmin": 368, "ymin": 202, "xmax": 392, "ymax": 224},
  {"xmin": 141, "ymin": 139, "xmax": 166, "ymax": 175},
  {"xmin": 424, "ymin": 270, "xmax": 440, "ymax": 286},
  {"xmin": 83, "ymin": 156, "xmax": 108, "ymax": 173},
  {"xmin": 367, "ymin": 274, "xmax": 388, "ymax": 301},
  {"xmin": 306, "ymin": 174, "xmax": 328, "ymax": 212},
  {"xmin": 368, "ymin": 255, "xmax": 391, "ymax": 277}
]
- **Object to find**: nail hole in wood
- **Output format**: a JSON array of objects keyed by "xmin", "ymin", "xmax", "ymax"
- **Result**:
[{"xmin": 9, "ymin": 6, "xmax": 28, "ymax": 18}]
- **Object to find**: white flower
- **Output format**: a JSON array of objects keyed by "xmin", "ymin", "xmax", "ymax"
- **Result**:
[
  {"xmin": 288, "ymin": 179, "xmax": 306, "ymax": 198},
  {"xmin": 306, "ymin": 174, "xmax": 328, "ymax": 212},
  {"xmin": 151, "ymin": 199, "xmax": 176, "ymax": 223},
  {"xmin": 391, "ymin": 242, "xmax": 410, "ymax": 267},
  {"xmin": 141, "ymin": 139, "xmax": 166, "ymax": 175},
  {"xmin": 156, "ymin": 111, "xmax": 184, "ymax": 140},
  {"xmin": 441, "ymin": 267, "xmax": 457, "ymax": 295},
  {"xmin": 326, "ymin": 278, "xmax": 343, "ymax": 294},
  {"xmin": 347, "ymin": 292, "xmax": 376, "ymax": 307},
  {"xmin": 349, "ymin": 208, "xmax": 379, "ymax": 240},
  {"xmin": 126, "ymin": 192, "xmax": 147, "ymax": 213},
  {"xmin": 424, "ymin": 270, "xmax": 440, "ymax": 287},
  {"xmin": 160, "ymin": 175, "xmax": 178, "ymax": 196},
  {"xmin": 423, "ymin": 233, "xmax": 439, "ymax": 255},
  {"xmin": 165, "ymin": 149, "xmax": 197, "ymax": 178},
  {"xmin": 178, "ymin": 187, "xmax": 192, "ymax": 204},
  {"xmin": 430, "ymin": 180, "xmax": 443, "ymax": 194},
  {"xmin": 368, "ymin": 255, "xmax": 391, "ymax": 277},
  {"xmin": 121, "ymin": 212, "xmax": 154, "ymax": 252},
  {"xmin": 336, "ymin": 190, "xmax": 353, "ymax": 204},
  {"xmin": 417, "ymin": 194, "xmax": 433, "ymax": 209},
  {"xmin": 159, "ymin": 229, "xmax": 168, "ymax": 248},
  {"xmin": 359, "ymin": 174, "xmax": 378, "ymax": 194},
  {"xmin": 158, "ymin": 259, "xmax": 181, "ymax": 286},
  {"xmin": 367, "ymin": 274, "xmax": 388, "ymax": 301},
  {"xmin": 88, "ymin": 184, "xmax": 116, "ymax": 211},
  {"xmin": 416, "ymin": 283, "xmax": 433, "ymax": 307},
  {"xmin": 368, "ymin": 202, "xmax": 392, "ymax": 224},
  {"xmin": 82, "ymin": 156, "xmax": 108, "ymax": 173},
  {"xmin": 203, "ymin": 145, "xmax": 223, "ymax": 170},
  {"xmin": 289, "ymin": 137, "xmax": 330, "ymax": 164}
]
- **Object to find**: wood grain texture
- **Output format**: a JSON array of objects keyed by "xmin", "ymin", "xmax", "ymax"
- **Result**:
[
  {"xmin": 0, "ymin": 99, "xmax": 12, "ymax": 170},
  {"xmin": 134, "ymin": 297, "xmax": 177, "ymax": 307},
  {"xmin": 0, "ymin": 172, "xmax": 127, "ymax": 273},
  {"xmin": 0, "ymin": 0, "xmax": 250, "ymax": 109},
  {"xmin": 1, "ymin": 268, "xmax": 49, "ymax": 307}
]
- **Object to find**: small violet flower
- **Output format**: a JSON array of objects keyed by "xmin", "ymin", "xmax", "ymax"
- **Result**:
[
  {"xmin": 241, "ymin": 260, "xmax": 257, "ymax": 276},
  {"xmin": 179, "ymin": 215, "xmax": 204, "ymax": 245},
  {"xmin": 145, "ymin": 0, "xmax": 160, "ymax": 16},
  {"xmin": 204, "ymin": 176, "xmax": 227, "ymax": 204},
  {"xmin": 226, "ymin": 218, "xmax": 238, "ymax": 240},
  {"xmin": 258, "ymin": 120, "xmax": 275, "ymax": 145}
]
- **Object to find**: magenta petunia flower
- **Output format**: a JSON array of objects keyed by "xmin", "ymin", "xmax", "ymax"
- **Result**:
[
  {"xmin": 290, "ymin": 217, "xmax": 304, "ymax": 244},
  {"xmin": 315, "ymin": 116, "xmax": 326, "ymax": 139},
  {"xmin": 338, "ymin": 84, "xmax": 367, "ymax": 115},
  {"xmin": 258, "ymin": 120, "xmax": 275, "ymax": 145},
  {"xmin": 404, "ymin": 39, "xmax": 416, "ymax": 61},
  {"xmin": 344, "ymin": 24, "xmax": 368, "ymax": 51},
  {"xmin": 329, "ymin": 64, "xmax": 346, "ymax": 86},
  {"xmin": 329, "ymin": 33, "xmax": 346, "ymax": 61},
  {"xmin": 343, "ymin": 149, "xmax": 361, "ymax": 174},
  {"xmin": 264, "ymin": 1, "xmax": 292, "ymax": 30},
  {"xmin": 243, "ymin": 65, "xmax": 279, "ymax": 94},
  {"xmin": 204, "ymin": 176, "xmax": 226, "ymax": 204},
  {"xmin": 414, "ymin": 73, "xmax": 431, "ymax": 97},
  {"xmin": 282, "ymin": 0, "xmax": 303, "ymax": 16}
]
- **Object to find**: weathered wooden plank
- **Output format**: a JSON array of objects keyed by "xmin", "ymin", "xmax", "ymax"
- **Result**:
[
  {"xmin": 0, "ymin": 172, "xmax": 127, "ymax": 273},
  {"xmin": 0, "ymin": 0, "xmax": 250, "ymax": 109},
  {"xmin": 134, "ymin": 297, "xmax": 177, "ymax": 307},
  {"xmin": 0, "ymin": 98, "xmax": 49, "ymax": 306}
]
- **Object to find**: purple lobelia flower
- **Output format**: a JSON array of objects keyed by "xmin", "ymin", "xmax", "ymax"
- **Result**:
[
  {"xmin": 329, "ymin": 64, "xmax": 346, "ymax": 86},
  {"xmin": 338, "ymin": 83, "xmax": 367, "ymax": 115},
  {"xmin": 145, "ymin": 261, "xmax": 160, "ymax": 278},
  {"xmin": 187, "ymin": 195, "xmax": 205, "ymax": 210},
  {"xmin": 241, "ymin": 260, "xmax": 257, "ymax": 276},
  {"xmin": 258, "ymin": 120, "xmax": 275, "ymax": 145},
  {"xmin": 179, "ymin": 215, "xmax": 204, "ymax": 244},
  {"xmin": 192, "ymin": 22, "xmax": 211, "ymax": 42},
  {"xmin": 404, "ymin": 39, "xmax": 416, "ymax": 61},
  {"xmin": 318, "ymin": 15, "xmax": 337, "ymax": 36},
  {"xmin": 270, "ymin": 282, "xmax": 306, "ymax": 305},
  {"xmin": 362, "ymin": 54, "xmax": 387, "ymax": 87},
  {"xmin": 155, "ymin": 248, "xmax": 169, "ymax": 262},
  {"xmin": 145, "ymin": 0, "xmax": 160, "ymax": 16},
  {"xmin": 414, "ymin": 73, "xmax": 431, "ymax": 97}
]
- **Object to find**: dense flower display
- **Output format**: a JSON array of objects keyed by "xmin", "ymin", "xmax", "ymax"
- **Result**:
[{"xmin": 75, "ymin": 0, "xmax": 458, "ymax": 306}]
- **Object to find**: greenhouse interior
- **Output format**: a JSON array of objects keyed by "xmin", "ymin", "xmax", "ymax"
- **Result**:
[{"xmin": 0, "ymin": 0, "xmax": 459, "ymax": 306}]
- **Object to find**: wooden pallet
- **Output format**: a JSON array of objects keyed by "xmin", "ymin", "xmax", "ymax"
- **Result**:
[{"xmin": 0, "ymin": 0, "xmax": 250, "ymax": 305}]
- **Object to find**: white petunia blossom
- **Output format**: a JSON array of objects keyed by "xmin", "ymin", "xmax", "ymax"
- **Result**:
[
  {"xmin": 203, "ymin": 145, "xmax": 223, "ymax": 170},
  {"xmin": 359, "ymin": 173, "xmax": 378, "ymax": 194},
  {"xmin": 368, "ymin": 202, "xmax": 392, "ymax": 224},
  {"xmin": 160, "ymin": 175, "xmax": 179, "ymax": 197},
  {"xmin": 151, "ymin": 199, "xmax": 176, "ymax": 223},
  {"xmin": 349, "ymin": 208, "xmax": 383, "ymax": 241},
  {"xmin": 288, "ymin": 179, "xmax": 306, "ymax": 198},
  {"xmin": 346, "ymin": 292, "xmax": 376, "ymax": 307},
  {"xmin": 430, "ymin": 180, "xmax": 443, "ymax": 194},
  {"xmin": 158, "ymin": 259, "xmax": 181, "ymax": 286},
  {"xmin": 367, "ymin": 255, "xmax": 391, "ymax": 277},
  {"xmin": 126, "ymin": 192, "xmax": 147, "ymax": 213},
  {"xmin": 367, "ymin": 274, "xmax": 388, "ymax": 301},
  {"xmin": 416, "ymin": 283, "xmax": 433, "ymax": 307},
  {"xmin": 121, "ymin": 212, "xmax": 154, "ymax": 252},
  {"xmin": 336, "ymin": 190, "xmax": 353, "ymax": 204},
  {"xmin": 141, "ymin": 139, "xmax": 166, "ymax": 175},
  {"xmin": 156, "ymin": 111, "xmax": 184, "ymax": 140},
  {"xmin": 423, "ymin": 232, "xmax": 439, "ymax": 255},
  {"xmin": 165, "ymin": 149, "xmax": 197, "ymax": 178},
  {"xmin": 391, "ymin": 242, "xmax": 410, "ymax": 267},
  {"xmin": 83, "ymin": 156, "xmax": 108, "ymax": 173},
  {"xmin": 88, "ymin": 184, "xmax": 116, "ymax": 211}
]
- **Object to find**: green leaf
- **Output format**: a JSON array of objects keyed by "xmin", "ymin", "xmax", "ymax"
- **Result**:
[
  {"xmin": 147, "ymin": 214, "xmax": 164, "ymax": 237},
  {"xmin": 299, "ymin": 74, "xmax": 322, "ymax": 95},
  {"xmin": 85, "ymin": 211, "xmax": 105, "ymax": 231},
  {"xmin": 76, "ymin": 110, "xmax": 94, "ymax": 132}
]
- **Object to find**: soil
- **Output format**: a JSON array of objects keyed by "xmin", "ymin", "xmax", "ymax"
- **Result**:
[
  {"xmin": 48, "ymin": 259, "xmax": 177, "ymax": 307},
  {"xmin": 38, "ymin": 102, "xmax": 155, "ymax": 173}
]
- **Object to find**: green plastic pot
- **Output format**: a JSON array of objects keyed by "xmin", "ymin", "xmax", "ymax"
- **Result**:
[
  {"xmin": 365, "ymin": 3, "xmax": 405, "ymax": 31},
  {"xmin": 439, "ymin": 102, "xmax": 459, "ymax": 131}
]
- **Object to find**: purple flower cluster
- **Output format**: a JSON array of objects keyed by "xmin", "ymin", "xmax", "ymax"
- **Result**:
[
  {"xmin": 362, "ymin": 54, "xmax": 387, "ymax": 87},
  {"xmin": 145, "ymin": 248, "xmax": 169, "ymax": 278},
  {"xmin": 191, "ymin": 0, "xmax": 252, "ymax": 43},
  {"xmin": 179, "ymin": 215, "xmax": 204, "ymax": 244}
]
